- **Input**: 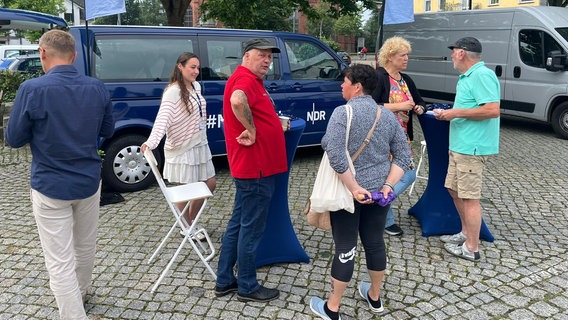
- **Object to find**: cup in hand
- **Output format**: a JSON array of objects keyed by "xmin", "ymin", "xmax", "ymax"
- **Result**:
[{"xmin": 279, "ymin": 115, "xmax": 290, "ymax": 131}]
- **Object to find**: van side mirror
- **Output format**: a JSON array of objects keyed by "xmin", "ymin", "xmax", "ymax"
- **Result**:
[{"xmin": 545, "ymin": 50, "xmax": 567, "ymax": 72}]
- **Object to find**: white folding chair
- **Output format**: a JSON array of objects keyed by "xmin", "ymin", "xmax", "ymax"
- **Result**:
[
  {"xmin": 409, "ymin": 140, "xmax": 428, "ymax": 196},
  {"xmin": 144, "ymin": 150, "xmax": 216, "ymax": 292}
]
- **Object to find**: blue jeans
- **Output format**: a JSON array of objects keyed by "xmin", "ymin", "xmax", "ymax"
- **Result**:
[
  {"xmin": 385, "ymin": 169, "xmax": 416, "ymax": 228},
  {"xmin": 216, "ymin": 175, "xmax": 276, "ymax": 294}
]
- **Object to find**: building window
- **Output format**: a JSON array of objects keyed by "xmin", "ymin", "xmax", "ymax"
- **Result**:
[
  {"xmin": 425, "ymin": 0, "xmax": 432, "ymax": 12},
  {"xmin": 461, "ymin": 0, "xmax": 469, "ymax": 10},
  {"xmin": 489, "ymin": 0, "xmax": 499, "ymax": 5}
]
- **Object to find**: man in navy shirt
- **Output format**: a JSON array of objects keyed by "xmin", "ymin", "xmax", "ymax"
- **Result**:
[{"xmin": 5, "ymin": 29, "xmax": 114, "ymax": 319}]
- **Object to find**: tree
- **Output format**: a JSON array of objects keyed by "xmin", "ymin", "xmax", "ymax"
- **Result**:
[
  {"xmin": 1, "ymin": 0, "xmax": 65, "ymax": 42},
  {"xmin": 139, "ymin": 0, "xmax": 167, "ymax": 26},
  {"xmin": 93, "ymin": 0, "xmax": 167, "ymax": 26},
  {"xmin": 199, "ymin": 0, "xmax": 376, "ymax": 30},
  {"xmin": 94, "ymin": 0, "xmax": 141, "ymax": 25},
  {"xmin": 200, "ymin": 0, "xmax": 295, "ymax": 30},
  {"xmin": 306, "ymin": 3, "xmax": 335, "ymax": 38},
  {"xmin": 334, "ymin": 14, "xmax": 361, "ymax": 37},
  {"xmin": 2, "ymin": 0, "xmax": 65, "ymax": 15},
  {"xmin": 160, "ymin": 0, "xmax": 191, "ymax": 26}
]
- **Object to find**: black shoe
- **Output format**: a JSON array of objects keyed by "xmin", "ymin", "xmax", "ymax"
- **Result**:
[
  {"xmin": 236, "ymin": 285, "xmax": 280, "ymax": 302},
  {"xmin": 214, "ymin": 282, "xmax": 238, "ymax": 297},
  {"xmin": 385, "ymin": 224, "xmax": 403, "ymax": 236}
]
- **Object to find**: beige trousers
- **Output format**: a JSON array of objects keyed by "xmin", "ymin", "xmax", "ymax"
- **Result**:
[{"xmin": 31, "ymin": 185, "xmax": 100, "ymax": 320}]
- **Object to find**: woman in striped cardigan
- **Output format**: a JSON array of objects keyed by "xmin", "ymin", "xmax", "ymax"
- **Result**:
[{"xmin": 142, "ymin": 52, "xmax": 216, "ymax": 235}]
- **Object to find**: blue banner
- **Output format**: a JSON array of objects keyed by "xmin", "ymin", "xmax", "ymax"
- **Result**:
[
  {"xmin": 384, "ymin": 0, "xmax": 414, "ymax": 25},
  {"xmin": 85, "ymin": 0, "xmax": 126, "ymax": 20}
]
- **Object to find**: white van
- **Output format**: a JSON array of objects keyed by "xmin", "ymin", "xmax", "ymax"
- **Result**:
[
  {"xmin": 0, "ymin": 44, "xmax": 39, "ymax": 59},
  {"xmin": 383, "ymin": 7, "xmax": 568, "ymax": 139}
]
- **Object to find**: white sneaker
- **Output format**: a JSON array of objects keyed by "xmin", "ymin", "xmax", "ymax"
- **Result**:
[
  {"xmin": 444, "ymin": 242, "xmax": 480, "ymax": 262},
  {"xmin": 440, "ymin": 232, "xmax": 466, "ymax": 245},
  {"xmin": 179, "ymin": 227, "xmax": 206, "ymax": 241},
  {"xmin": 358, "ymin": 282, "xmax": 384, "ymax": 313}
]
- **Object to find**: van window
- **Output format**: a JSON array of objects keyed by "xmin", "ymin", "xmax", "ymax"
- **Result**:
[
  {"xmin": 93, "ymin": 37, "xmax": 195, "ymax": 81},
  {"xmin": 284, "ymin": 39, "xmax": 341, "ymax": 80},
  {"xmin": 519, "ymin": 30, "xmax": 565, "ymax": 69},
  {"xmin": 201, "ymin": 37, "xmax": 280, "ymax": 81},
  {"xmin": 557, "ymin": 28, "xmax": 568, "ymax": 43},
  {"xmin": 5, "ymin": 49, "xmax": 39, "ymax": 58}
]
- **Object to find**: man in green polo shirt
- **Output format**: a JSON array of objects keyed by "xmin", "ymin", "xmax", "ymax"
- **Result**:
[{"xmin": 434, "ymin": 37, "xmax": 500, "ymax": 262}]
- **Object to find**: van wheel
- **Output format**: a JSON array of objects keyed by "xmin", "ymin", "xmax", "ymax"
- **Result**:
[
  {"xmin": 551, "ymin": 102, "xmax": 568, "ymax": 140},
  {"xmin": 101, "ymin": 134, "xmax": 161, "ymax": 192}
]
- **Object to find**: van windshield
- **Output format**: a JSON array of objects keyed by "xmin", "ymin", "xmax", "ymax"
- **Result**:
[{"xmin": 556, "ymin": 28, "xmax": 568, "ymax": 43}]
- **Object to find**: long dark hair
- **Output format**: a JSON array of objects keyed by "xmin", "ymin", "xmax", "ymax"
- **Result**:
[{"xmin": 170, "ymin": 52, "xmax": 199, "ymax": 113}]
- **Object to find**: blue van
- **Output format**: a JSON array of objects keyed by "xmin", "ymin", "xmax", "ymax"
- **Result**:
[{"xmin": 1, "ymin": 8, "xmax": 347, "ymax": 192}]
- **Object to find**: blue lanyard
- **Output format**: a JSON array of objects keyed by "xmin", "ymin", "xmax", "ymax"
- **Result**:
[{"xmin": 190, "ymin": 83, "xmax": 204, "ymax": 118}]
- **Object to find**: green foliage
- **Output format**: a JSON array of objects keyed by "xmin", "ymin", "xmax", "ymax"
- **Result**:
[
  {"xmin": 93, "ymin": 0, "xmax": 167, "ymax": 26},
  {"xmin": 201, "ymin": 0, "xmax": 295, "ymax": 30},
  {"xmin": 0, "ymin": 70, "xmax": 37, "ymax": 102},
  {"xmin": 2, "ymin": 0, "xmax": 65, "ymax": 42},
  {"xmin": 200, "ymin": 0, "xmax": 376, "ymax": 31},
  {"xmin": 319, "ymin": 37, "xmax": 341, "ymax": 52},
  {"xmin": 4, "ymin": 0, "xmax": 65, "ymax": 15},
  {"xmin": 334, "ymin": 14, "xmax": 361, "ymax": 36}
]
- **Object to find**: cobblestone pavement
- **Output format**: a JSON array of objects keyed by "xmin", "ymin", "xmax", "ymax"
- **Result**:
[{"xmin": 1, "ymin": 116, "xmax": 567, "ymax": 320}]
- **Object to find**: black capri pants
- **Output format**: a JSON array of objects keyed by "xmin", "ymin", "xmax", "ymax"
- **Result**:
[{"xmin": 329, "ymin": 202, "xmax": 388, "ymax": 282}]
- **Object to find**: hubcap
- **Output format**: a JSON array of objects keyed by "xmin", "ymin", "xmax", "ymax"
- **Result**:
[{"xmin": 112, "ymin": 145, "xmax": 150, "ymax": 184}]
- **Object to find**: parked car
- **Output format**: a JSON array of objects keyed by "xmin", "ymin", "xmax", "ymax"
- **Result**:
[
  {"xmin": 0, "ymin": 44, "xmax": 39, "ymax": 59},
  {"xmin": 5, "ymin": 55, "xmax": 42, "ymax": 74},
  {"xmin": 336, "ymin": 51, "xmax": 352, "ymax": 65},
  {"xmin": 0, "ymin": 57, "xmax": 16, "ymax": 70}
]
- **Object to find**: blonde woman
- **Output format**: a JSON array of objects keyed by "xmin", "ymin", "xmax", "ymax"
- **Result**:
[{"xmin": 372, "ymin": 36, "xmax": 426, "ymax": 237}]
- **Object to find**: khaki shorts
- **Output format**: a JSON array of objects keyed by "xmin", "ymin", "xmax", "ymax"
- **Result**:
[{"xmin": 444, "ymin": 151, "xmax": 487, "ymax": 199}]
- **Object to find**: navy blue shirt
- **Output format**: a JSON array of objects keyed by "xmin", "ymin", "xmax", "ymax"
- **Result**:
[{"xmin": 6, "ymin": 65, "xmax": 114, "ymax": 200}]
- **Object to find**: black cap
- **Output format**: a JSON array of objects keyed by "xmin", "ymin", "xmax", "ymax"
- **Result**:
[
  {"xmin": 448, "ymin": 37, "xmax": 482, "ymax": 53},
  {"xmin": 243, "ymin": 38, "xmax": 281, "ymax": 55}
]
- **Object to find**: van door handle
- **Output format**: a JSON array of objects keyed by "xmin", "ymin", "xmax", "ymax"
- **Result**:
[
  {"xmin": 514, "ymin": 66, "xmax": 521, "ymax": 78},
  {"xmin": 495, "ymin": 65, "xmax": 502, "ymax": 77},
  {"xmin": 265, "ymin": 83, "xmax": 279, "ymax": 91},
  {"xmin": 291, "ymin": 83, "xmax": 303, "ymax": 89}
]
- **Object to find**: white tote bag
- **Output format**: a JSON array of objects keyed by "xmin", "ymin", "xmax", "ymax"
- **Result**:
[{"xmin": 308, "ymin": 105, "xmax": 355, "ymax": 215}]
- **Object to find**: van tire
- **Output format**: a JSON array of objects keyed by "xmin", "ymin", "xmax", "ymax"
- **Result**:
[
  {"xmin": 551, "ymin": 102, "xmax": 568, "ymax": 140},
  {"xmin": 101, "ymin": 134, "xmax": 161, "ymax": 193}
]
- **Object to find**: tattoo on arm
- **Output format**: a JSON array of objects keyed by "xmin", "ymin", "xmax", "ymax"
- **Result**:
[{"xmin": 233, "ymin": 90, "xmax": 255, "ymax": 129}]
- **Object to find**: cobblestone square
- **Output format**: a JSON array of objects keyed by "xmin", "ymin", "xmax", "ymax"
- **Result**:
[{"xmin": 1, "ymin": 117, "xmax": 567, "ymax": 319}]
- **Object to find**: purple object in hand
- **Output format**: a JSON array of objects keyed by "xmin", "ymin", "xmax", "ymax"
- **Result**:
[{"xmin": 363, "ymin": 191, "xmax": 397, "ymax": 206}]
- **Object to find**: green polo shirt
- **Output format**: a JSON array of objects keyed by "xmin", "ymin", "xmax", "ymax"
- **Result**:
[{"xmin": 450, "ymin": 61, "xmax": 500, "ymax": 156}]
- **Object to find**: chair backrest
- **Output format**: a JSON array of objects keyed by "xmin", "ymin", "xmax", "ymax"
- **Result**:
[{"xmin": 144, "ymin": 149, "xmax": 169, "ymax": 194}]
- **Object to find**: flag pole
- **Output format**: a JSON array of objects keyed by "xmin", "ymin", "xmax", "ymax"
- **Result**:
[{"xmin": 375, "ymin": 0, "xmax": 386, "ymax": 69}]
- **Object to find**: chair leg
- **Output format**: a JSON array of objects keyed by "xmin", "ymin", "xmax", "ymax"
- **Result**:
[
  {"xmin": 409, "ymin": 141, "xmax": 427, "ymax": 196},
  {"xmin": 150, "ymin": 199, "xmax": 217, "ymax": 293}
]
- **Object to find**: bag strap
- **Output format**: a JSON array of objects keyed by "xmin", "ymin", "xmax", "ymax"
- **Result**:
[{"xmin": 351, "ymin": 105, "xmax": 382, "ymax": 162}]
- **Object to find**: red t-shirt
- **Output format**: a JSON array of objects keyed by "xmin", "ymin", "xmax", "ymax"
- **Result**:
[{"xmin": 223, "ymin": 65, "xmax": 287, "ymax": 178}]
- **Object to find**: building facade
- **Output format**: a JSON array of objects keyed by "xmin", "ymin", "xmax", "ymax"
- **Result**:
[{"xmin": 415, "ymin": 0, "xmax": 542, "ymax": 13}]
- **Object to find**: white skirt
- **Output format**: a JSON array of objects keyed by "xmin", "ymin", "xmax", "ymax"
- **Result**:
[{"xmin": 163, "ymin": 140, "xmax": 215, "ymax": 184}]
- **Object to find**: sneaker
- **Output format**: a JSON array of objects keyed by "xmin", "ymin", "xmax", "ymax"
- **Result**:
[
  {"xmin": 384, "ymin": 224, "xmax": 403, "ymax": 236},
  {"xmin": 236, "ymin": 285, "xmax": 279, "ymax": 302},
  {"xmin": 440, "ymin": 232, "xmax": 466, "ymax": 245},
  {"xmin": 309, "ymin": 297, "xmax": 342, "ymax": 320},
  {"xmin": 358, "ymin": 282, "xmax": 384, "ymax": 313},
  {"xmin": 214, "ymin": 282, "xmax": 238, "ymax": 297},
  {"xmin": 445, "ymin": 242, "xmax": 480, "ymax": 262},
  {"xmin": 179, "ymin": 228, "xmax": 207, "ymax": 241}
]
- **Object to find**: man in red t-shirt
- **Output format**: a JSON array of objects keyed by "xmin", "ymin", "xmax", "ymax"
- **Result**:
[{"xmin": 215, "ymin": 38, "xmax": 287, "ymax": 303}]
